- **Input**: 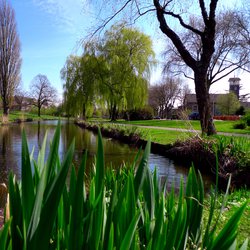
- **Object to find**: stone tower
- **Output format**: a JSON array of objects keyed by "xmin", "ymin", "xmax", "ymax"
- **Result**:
[{"xmin": 229, "ymin": 77, "xmax": 240, "ymax": 99}]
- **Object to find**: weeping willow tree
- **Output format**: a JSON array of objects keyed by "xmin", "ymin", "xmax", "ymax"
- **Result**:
[
  {"xmin": 98, "ymin": 24, "xmax": 155, "ymax": 120},
  {"xmin": 62, "ymin": 24, "xmax": 155, "ymax": 120},
  {"xmin": 61, "ymin": 53, "xmax": 97, "ymax": 119}
]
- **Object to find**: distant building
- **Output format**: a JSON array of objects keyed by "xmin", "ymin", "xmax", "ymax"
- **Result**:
[
  {"xmin": 184, "ymin": 93, "xmax": 223, "ymax": 116},
  {"xmin": 185, "ymin": 77, "xmax": 250, "ymax": 114},
  {"xmin": 11, "ymin": 95, "xmax": 34, "ymax": 111}
]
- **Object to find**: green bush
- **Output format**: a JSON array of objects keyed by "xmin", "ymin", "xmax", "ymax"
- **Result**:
[
  {"xmin": 233, "ymin": 120, "xmax": 247, "ymax": 129},
  {"xmin": 235, "ymin": 106, "xmax": 245, "ymax": 116},
  {"xmin": 243, "ymin": 114, "xmax": 250, "ymax": 126},
  {"xmin": 0, "ymin": 124, "xmax": 247, "ymax": 249},
  {"xmin": 125, "ymin": 107, "xmax": 153, "ymax": 121}
]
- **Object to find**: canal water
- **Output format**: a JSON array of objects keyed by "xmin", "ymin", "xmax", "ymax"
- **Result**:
[{"xmin": 0, "ymin": 120, "xmax": 212, "ymax": 195}]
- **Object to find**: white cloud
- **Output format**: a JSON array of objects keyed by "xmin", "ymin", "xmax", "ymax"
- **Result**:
[{"xmin": 32, "ymin": 0, "xmax": 91, "ymax": 35}]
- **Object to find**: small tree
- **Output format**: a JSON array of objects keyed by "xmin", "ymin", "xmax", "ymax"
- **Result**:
[
  {"xmin": 0, "ymin": 0, "xmax": 21, "ymax": 117},
  {"xmin": 149, "ymin": 77, "xmax": 181, "ymax": 119},
  {"xmin": 217, "ymin": 92, "xmax": 240, "ymax": 115},
  {"xmin": 30, "ymin": 74, "xmax": 57, "ymax": 117}
]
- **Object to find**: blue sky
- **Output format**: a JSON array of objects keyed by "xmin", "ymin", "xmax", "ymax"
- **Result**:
[
  {"xmin": 11, "ymin": 0, "xmax": 250, "ymax": 101},
  {"xmin": 11, "ymin": 0, "xmax": 92, "ymax": 100}
]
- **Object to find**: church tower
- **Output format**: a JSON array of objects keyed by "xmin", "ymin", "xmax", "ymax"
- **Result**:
[{"xmin": 229, "ymin": 77, "xmax": 240, "ymax": 99}]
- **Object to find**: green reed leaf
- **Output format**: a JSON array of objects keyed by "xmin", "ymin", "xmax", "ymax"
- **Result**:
[
  {"xmin": 120, "ymin": 212, "xmax": 140, "ymax": 250},
  {"xmin": 134, "ymin": 141, "xmax": 151, "ymax": 200},
  {"xmin": 68, "ymin": 151, "xmax": 87, "ymax": 250},
  {"xmin": 0, "ymin": 219, "xmax": 11, "ymax": 250},
  {"xmin": 211, "ymin": 202, "xmax": 247, "ymax": 249},
  {"xmin": 28, "ymin": 140, "xmax": 75, "ymax": 250},
  {"xmin": 21, "ymin": 131, "xmax": 35, "ymax": 227}
]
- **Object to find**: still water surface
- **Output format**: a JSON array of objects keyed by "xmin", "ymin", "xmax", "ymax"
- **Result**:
[{"xmin": 0, "ymin": 120, "xmax": 212, "ymax": 190}]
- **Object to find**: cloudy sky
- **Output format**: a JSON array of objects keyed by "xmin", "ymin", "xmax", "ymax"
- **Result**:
[{"xmin": 10, "ymin": 0, "xmax": 250, "ymax": 100}]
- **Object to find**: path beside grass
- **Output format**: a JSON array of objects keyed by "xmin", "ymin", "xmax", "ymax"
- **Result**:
[{"xmin": 117, "ymin": 123, "xmax": 250, "ymax": 138}]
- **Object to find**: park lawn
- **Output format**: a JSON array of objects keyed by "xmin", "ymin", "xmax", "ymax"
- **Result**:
[
  {"xmin": 138, "ymin": 127, "xmax": 194, "ymax": 144},
  {"xmin": 116, "ymin": 119, "xmax": 201, "ymax": 130},
  {"xmin": 114, "ymin": 119, "xmax": 250, "ymax": 134}
]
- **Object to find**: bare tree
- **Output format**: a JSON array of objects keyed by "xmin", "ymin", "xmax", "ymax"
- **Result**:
[
  {"xmin": 149, "ymin": 77, "xmax": 181, "ymax": 119},
  {"xmin": 163, "ymin": 11, "xmax": 250, "ymax": 86},
  {"xmin": 0, "ymin": 0, "xmax": 21, "ymax": 117},
  {"xmin": 30, "ymin": 74, "xmax": 57, "ymax": 117}
]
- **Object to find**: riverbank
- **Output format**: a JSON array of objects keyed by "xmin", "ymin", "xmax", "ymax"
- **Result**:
[
  {"xmin": 0, "ymin": 111, "xmax": 64, "ymax": 125},
  {"xmin": 75, "ymin": 120, "xmax": 250, "ymax": 189}
]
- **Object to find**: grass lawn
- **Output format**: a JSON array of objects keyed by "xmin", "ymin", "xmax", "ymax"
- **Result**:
[
  {"xmin": 138, "ymin": 127, "xmax": 194, "ymax": 144},
  {"xmin": 109, "ymin": 119, "xmax": 249, "ymax": 134},
  {"xmin": 0, "ymin": 111, "xmax": 60, "ymax": 124}
]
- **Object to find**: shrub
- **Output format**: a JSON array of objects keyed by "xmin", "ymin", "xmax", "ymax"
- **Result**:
[
  {"xmin": 0, "ymin": 124, "xmax": 247, "ymax": 249},
  {"xmin": 243, "ymin": 114, "xmax": 250, "ymax": 126},
  {"xmin": 235, "ymin": 106, "xmax": 245, "ymax": 116},
  {"xmin": 233, "ymin": 120, "xmax": 247, "ymax": 129},
  {"xmin": 125, "ymin": 107, "xmax": 153, "ymax": 121}
]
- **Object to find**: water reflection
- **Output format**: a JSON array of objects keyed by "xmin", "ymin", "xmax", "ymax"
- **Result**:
[{"xmin": 0, "ymin": 120, "xmax": 213, "ymax": 195}]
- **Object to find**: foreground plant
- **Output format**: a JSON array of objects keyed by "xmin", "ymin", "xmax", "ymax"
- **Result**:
[{"xmin": 0, "ymin": 124, "xmax": 248, "ymax": 249}]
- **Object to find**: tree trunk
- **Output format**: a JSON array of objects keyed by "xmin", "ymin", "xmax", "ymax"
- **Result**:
[
  {"xmin": 194, "ymin": 73, "xmax": 216, "ymax": 136},
  {"xmin": 3, "ymin": 104, "xmax": 9, "ymax": 116},
  {"xmin": 82, "ymin": 104, "xmax": 86, "ymax": 120},
  {"xmin": 110, "ymin": 104, "xmax": 117, "ymax": 121},
  {"xmin": 38, "ymin": 106, "xmax": 41, "ymax": 117}
]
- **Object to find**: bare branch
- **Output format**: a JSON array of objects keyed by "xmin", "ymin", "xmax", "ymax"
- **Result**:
[
  {"xmin": 163, "ymin": 11, "xmax": 203, "ymax": 36},
  {"xmin": 91, "ymin": 0, "xmax": 132, "ymax": 37}
]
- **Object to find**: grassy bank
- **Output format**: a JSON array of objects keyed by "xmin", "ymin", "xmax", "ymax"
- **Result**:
[
  {"xmin": 0, "ymin": 111, "xmax": 62, "ymax": 124},
  {"xmin": 0, "ymin": 124, "xmax": 248, "ymax": 249},
  {"xmin": 95, "ymin": 119, "xmax": 250, "ymax": 135}
]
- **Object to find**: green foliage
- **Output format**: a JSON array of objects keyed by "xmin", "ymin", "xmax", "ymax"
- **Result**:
[
  {"xmin": 242, "ymin": 114, "xmax": 250, "ymax": 126},
  {"xmin": 217, "ymin": 92, "xmax": 241, "ymax": 115},
  {"xmin": 235, "ymin": 106, "xmax": 246, "ymax": 116},
  {"xmin": 61, "ymin": 54, "xmax": 96, "ymax": 119},
  {"xmin": 213, "ymin": 136, "xmax": 250, "ymax": 169},
  {"xmin": 62, "ymin": 23, "xmax": 155, "ymax": 121},
  {"xmin": 124, "ymin": 107, "xmax": 154, "ymax": 121},
  {"xmin": 233, "ymin": 120, "xmax": 247, "ymax": 129},
  {"xmin": 0, "ymin": 124, "xmax": 248, "ymax": 249}
]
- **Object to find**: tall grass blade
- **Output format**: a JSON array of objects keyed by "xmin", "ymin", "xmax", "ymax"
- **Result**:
[
  {"xmin": 37, "ymin": 131, "xmax": 47, "ymax": 175},
  {"xmin": 8, "ymin": 173, "xmax": 23, "ymax": 250},
  {"xmin": 239, "ymin": 239, "xmax": 248, "ymax": 250},
  {"xmin": 44, "ymin": 121, "xmax": 61, "ymax": 188},
  {"xmin": 0, "ymin": 219, "xmax": 11, "ymax": 249},
  {"xmin": 95, "ymin": 129, "xmax": 104, "ymax": 196},
  {"xmin": 28, "ymin": 140, "xmax": 75, "ymax": 250},
  {"xmin": 108, "ymin": 223, "xmax": 114, "ymax": 250},
  {"xmin": 21, "ymin": 131, "xmax": 35, "ymax": 227},
  {"xmin": 120, "ymin": 212, "xmax": 140, "ymax": 250},
  {"xmin": 134, "ymin": 141, "xmax": 151, "ymax": 200},
  {"xmin": 211, "ymin": 202, "xmax": 247, "ymax": 249},
  {"xmin": 68, "ymin": 151, "xmax": 87, "ymax": 250}
]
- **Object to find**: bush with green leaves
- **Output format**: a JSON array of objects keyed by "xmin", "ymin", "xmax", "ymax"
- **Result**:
[
  {"xmin": 233, "ymin": 120, "xmax": 247, "ymax": 130},
  {"xmin": 0, "ymin": 124, "xmax": 248, "ymax": 249},
  {"xmin": 242, "ymin": 114, "xmax": 250, "ymax": 126},
  {"xmin": 124, "ymin": 107, "xmax": 153, "ymax": 121}
]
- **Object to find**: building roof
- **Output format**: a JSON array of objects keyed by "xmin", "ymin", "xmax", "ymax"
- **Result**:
[{"xmin": 185, "ymin": 93, "xmax": 225, "ymax": 103}]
